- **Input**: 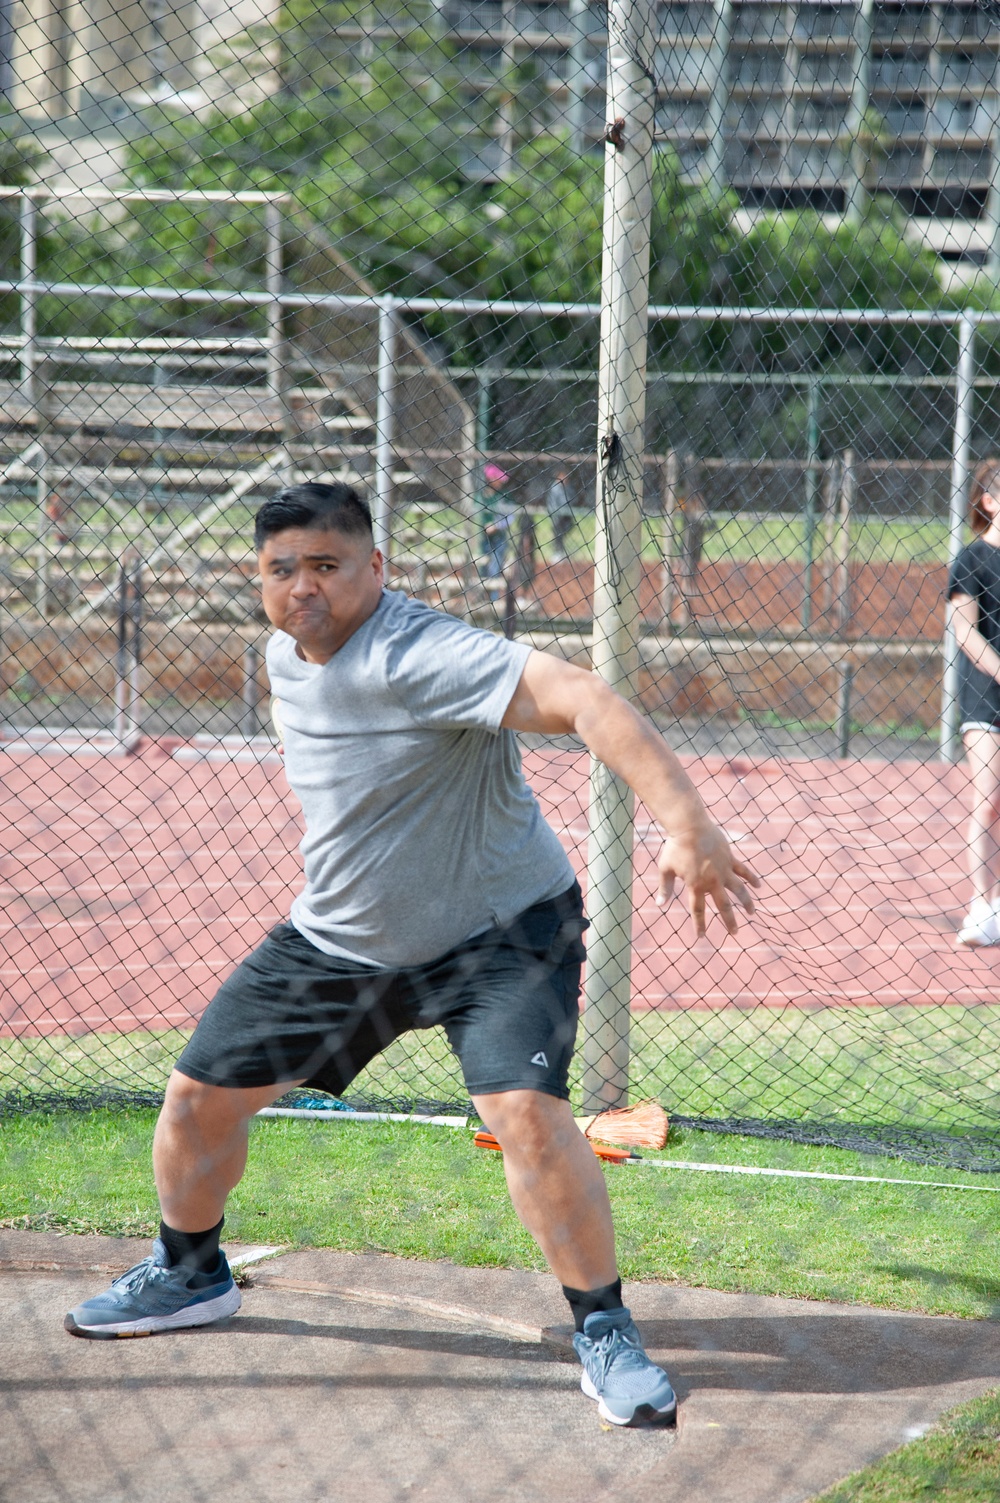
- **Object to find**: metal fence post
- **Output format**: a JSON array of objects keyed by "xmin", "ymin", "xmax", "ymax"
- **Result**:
[
  {"xmin": 374, "ymin": 297, "xmax": 399, "ymax": 562},
  {"xmin": 20, "ymin": 192, "xmax": 50, "ymax": 616},
  {"xmin": 941, "ymin": 314, "xmax": 976, "ymax": 763},
  {"xmin": 242, "ymin": 643, "xmax": 260, "ymax": 737},
  {"xmin": 582, "ymin": 0, "xmax": 656, "ymax": 1114},
  {"xmin": 801, "ymin": 377, "xmax": 821, "ymax": 632},
  {"xmin": 265, "ymin": 199, "xmax": 292, "ymax": 486}
]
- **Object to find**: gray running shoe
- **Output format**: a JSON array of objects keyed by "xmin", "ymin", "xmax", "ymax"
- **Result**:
[
  {"xmin": 64, "ymin": 1238, "xmax": 241, "ymax": 1339},
  {"xmin": 573, "ymin": 1307, "xmax": 677, "ymax": 1426}
]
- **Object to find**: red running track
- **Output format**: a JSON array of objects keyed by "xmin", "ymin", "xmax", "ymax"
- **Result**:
[{"xmin": 0, "ymin": 739, "xmax": 995, "ymax": 1038}]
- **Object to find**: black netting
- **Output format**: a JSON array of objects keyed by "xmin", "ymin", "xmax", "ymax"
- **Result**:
[{"xmin": 2, "ymin": 0, "xmax": 1000, "ymax": 1171}]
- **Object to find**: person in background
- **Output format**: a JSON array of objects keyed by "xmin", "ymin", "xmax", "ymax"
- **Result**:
[
  {"xmin": 46, "ymin": 491, "xmax": 69, "ymax": 546},
  {"xmin": 679, "ymin": 490, "xmax": 712, "ymax": 596},
  {"xmin": 514, "ymin": 506, "xmax": 537, "ymax": 611},
  {"xmin": 480, "ymin": 463, "xmax": 514, "ymax": 586},
  {"xmin": 948, "ymin": 458, "xmax": 1000, "ymax": 946},
  {"xmin": 546, "ymin": 468, "xmax": 576, "ymax": 561}
]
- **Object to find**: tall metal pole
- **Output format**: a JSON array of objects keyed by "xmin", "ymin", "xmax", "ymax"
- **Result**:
[
  {"xmin": 703, "ymin": 0, "xmax": 733, "ymax": 200},
  {"xmin": 986, "ymin": 40, "xmax": 1000, "ymax": 283},
  {"xmin": 373, "ymin": 297, "xmax": 399, "ymax": 561},
  {"xmin": 941, "ymin": 315, "xmax": 976, "ymax": 763},
  {"xmin": 566, "ymin": 0, "xmax": 590, "ymax": 154},
  {"xmin": 582, "ymin": 0, "xmax": 656, "ymax": 1113},
  {"xmin": 845, "ymin": 0, "xmax": 874, "ymax": 226}
]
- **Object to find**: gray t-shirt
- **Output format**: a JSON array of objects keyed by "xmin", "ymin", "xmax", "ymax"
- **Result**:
[{"xmin": 266, "ymin": 590, "xmax": 575, "ymax": 968}]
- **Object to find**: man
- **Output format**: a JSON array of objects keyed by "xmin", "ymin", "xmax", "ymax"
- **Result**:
[
  {"xmin": 546, "ymin": 468, "xmax": 575, "ymax": 561},
  {"xmin": 66, "ymin": 481, "xmax": 758, "ymax": 1429}
]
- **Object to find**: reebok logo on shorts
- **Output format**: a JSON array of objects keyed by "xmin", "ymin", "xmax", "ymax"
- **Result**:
[{"xmin": 531, "ymin": 1051, "xmax": 549, "ymax": 1068}]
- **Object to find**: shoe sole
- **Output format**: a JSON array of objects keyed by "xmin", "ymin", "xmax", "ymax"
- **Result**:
[
  {"xmin": 957, "ymin": 932, "xmax": 1000, "ymax": 946},
  {"xmin": 64, "ymin": 1282, "xmax": 242, "ymax": 1339},
  {"xmin": 580, "ymin": 1371, "xmax": 677, "ymax": 1426}
]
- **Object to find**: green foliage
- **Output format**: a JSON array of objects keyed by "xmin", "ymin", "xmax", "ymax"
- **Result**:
[{"xmin": 18, "ymin": 2, "xmax": 981, "ymax": 453}]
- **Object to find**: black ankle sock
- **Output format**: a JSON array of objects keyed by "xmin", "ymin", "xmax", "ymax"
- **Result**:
[
  {"xmin": 159, "ymin": 1217, "xmax": 224, "ymax": 1274},
  {"xmin": 562, "ymin": 1277, "xmax": 624, "ymax": 1334}
]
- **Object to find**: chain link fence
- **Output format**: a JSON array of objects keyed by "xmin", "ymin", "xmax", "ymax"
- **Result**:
[{"xmin": 2, "ymin": 0, "xmax": 1000, "ymax": 1167}]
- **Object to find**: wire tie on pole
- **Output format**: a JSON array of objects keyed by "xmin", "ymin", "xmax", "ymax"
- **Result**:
[
  {"xmin": 604, "ymin": 118, "xmax": 626, "ymax": 150},
  {"xmin": 601, "ymin": 430, "xmax": 623, "ymax": 468}
]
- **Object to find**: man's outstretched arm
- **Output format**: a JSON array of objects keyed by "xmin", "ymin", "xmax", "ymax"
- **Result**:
[{"xmin": 500, "ymin": 649, "xmax": 759, "ymax": 939}]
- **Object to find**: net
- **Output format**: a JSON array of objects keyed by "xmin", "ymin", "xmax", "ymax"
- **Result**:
[{"xmin": 2, "ymin": 0, "xmax": 1000, "ymax": 1169}]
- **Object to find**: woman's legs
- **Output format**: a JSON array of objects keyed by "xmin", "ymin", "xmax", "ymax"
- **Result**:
[{"xmin": 962, "ymin": 728, "xmax": 1000, "ymax": 912}]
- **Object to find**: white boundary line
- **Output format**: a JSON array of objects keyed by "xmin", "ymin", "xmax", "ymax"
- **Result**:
[{"xmin": 627, "ymin": 1159, "xmax": 1000, "ymax": 1191}]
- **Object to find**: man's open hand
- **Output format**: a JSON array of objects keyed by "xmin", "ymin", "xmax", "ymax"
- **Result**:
[{"xmin": 655, "ymin": 824, "xmax": 759, "ymax": 939}]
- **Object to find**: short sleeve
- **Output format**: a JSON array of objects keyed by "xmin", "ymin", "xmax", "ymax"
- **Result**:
[
  {"xmin": 384, "ymin": 606, "xmax": 530, "ymax": 732},
  {"xmin": 948, "ymin": 545, "xmax": 980, "ymax": 601}
]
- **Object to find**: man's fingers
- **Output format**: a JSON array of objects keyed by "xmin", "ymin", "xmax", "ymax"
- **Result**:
[
  {"xmin": 726, "ymin": 874, "xmax": 756, "ymax": 915},
  {"xmin": 731, "ymin": 858, "xmax": 761, "ymax": 889},
  {"xmin": 655, "ymin": 869, "xmax": 676, "ymax": 908}
]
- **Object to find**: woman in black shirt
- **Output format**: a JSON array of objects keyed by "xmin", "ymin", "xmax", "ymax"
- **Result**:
[{"xmin": 948, "ymin": 458, "xmax": 1000, "ymax": 945}]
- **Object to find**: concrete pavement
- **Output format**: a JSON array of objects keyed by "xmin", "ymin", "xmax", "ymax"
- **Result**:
[{"xmin": 2, "ymin": 1230, "xmax": 999, "ymax": 1503}]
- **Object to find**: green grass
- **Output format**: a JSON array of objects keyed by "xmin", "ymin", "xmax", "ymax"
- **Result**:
[
  {"xmin": 810, "ymin": 1388, "xmax": 1000, "ymax": 1502},
  {"xmin": 2, "ymin": 1110, "xmax": 999, "ymax": 1318},
  {"xmin": 0, "ymin": 498, "xmax": 954, "ymax": 570},
  {"xmin": 6, "ymin": 1006, "xmax": 1000, "ymax": 1145}
]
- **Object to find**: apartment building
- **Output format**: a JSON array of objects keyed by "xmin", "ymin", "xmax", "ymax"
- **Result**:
[
  {"xmin": 438, "ymin": 3, "xmax": 998, "ymax": 248},
  {"xmin": 4, "ymin": 1, "xmax": 998, "ymax": 257}
]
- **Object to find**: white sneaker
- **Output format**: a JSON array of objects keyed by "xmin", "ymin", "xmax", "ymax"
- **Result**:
[{"xmin": 957, "ymin": 899, "xmax": 1000, "ymax": 947}]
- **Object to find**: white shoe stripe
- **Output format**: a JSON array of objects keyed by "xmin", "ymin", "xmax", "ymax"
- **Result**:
[{"xmin": 75, "ymin": 1283, "xmax": 241, "ymax": 1336}]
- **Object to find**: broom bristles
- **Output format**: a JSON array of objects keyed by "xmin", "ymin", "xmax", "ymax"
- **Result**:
[{"xmin": 576, "ymin": 1099, "xmax": 669, "ymax": 1150}]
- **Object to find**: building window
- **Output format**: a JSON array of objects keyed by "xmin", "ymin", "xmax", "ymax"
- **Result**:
[
  {"xmin": 796, "ymin": 99, "xmax": 850, "ymax": 134},
  {"xmin": 656, "ymin": 43, "xmax": 713, "ymax": 88},
  {"xmin": 656, "ymin": 100, "xmax": 708, "ymax": 132},
  {"xmin": 871, "ymin": 53, "xmax": 931, "ymax": 92},
  {"xmin": 938, "ymin": 4, "xmax": 992, "ymax": 42},
  {"xmin": 794, "ymin": 4, "xmax": 855, "ymax": 41},
  {"xmin": 733, "ymin": 4, "xmax": 785, "ymax": 42},
  {"xmin": 657, "ymin": 4, "xmax": 713, "ymax": 38},
  {"xmin": 873, "ymin": 4, "xmax": 929, "ymax": 41},
  {"xmin": 938, "ymin": 53, "xmax": 995, "ymax": 92},
  {"xmin": 932, "ymin": 146, "xmax": 991, "ymax": 181},
  {"xmin": 883, "ymin": 96, "xmax": 926, "ymax": 134},
  {"xmin": 799, "ymin": 52, "xmax": 854, "ymax": 88},
  {"xmin": 733, "ymin": 48, "xmax": 783, "ymax": 89}
]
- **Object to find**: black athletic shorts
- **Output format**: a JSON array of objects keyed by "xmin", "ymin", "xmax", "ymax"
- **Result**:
[{"xmin": 175, "ymin": 883, "xmax": 587, "ymax": 1100}]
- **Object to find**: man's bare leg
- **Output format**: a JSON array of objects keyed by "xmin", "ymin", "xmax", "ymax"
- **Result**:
[
  {"xmin": 154, "ymin": 1070, "xmax": 306, "ymax": 1231},
  {"xmin": 472, "ymin": 1088, "xmax": 676, "ymax": 1425},
  {"xmin": 471, "ymin": 1089, "xmax": 617, "ymax": 1289}
]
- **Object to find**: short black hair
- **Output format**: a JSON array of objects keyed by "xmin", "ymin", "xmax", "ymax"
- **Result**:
[{"xmin": 254, "ymin": 482, "xmax": 374, "ymax": 551}]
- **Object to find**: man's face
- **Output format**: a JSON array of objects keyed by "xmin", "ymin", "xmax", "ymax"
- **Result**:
[{"xmin": 258, "ymin": 526, "xmax": 384, "ymax": 663}]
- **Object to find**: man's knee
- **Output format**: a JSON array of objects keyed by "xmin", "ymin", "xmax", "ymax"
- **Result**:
[
  {"xmin": 159, "ymin": 1072, "xmax": 261, "ymax": 1140},
  {"xmin": 474, "ymin": 1089, "xmax": 576, "ymax": 1161}
]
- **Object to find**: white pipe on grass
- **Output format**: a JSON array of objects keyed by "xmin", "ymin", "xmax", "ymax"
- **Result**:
[
  {"xmin": 256, "ymin": 1108, "xmax": 469, "ymax": 1127},
  {"xmin": 625, "ymin": 1158, "xmax": 1000, "ymax": 1192}
]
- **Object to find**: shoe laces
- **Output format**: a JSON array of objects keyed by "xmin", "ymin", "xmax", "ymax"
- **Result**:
[
  {"xmin": 586, "ymin": 1323, "xmax": 647, "ymax": 1386},
  {"xmin": 113, "ymin": 1255, "xmax": 177, "ymax": 1295}
]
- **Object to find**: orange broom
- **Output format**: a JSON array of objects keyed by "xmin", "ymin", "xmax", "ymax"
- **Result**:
[
  {"xmin": 576, "ymin": 1100, "xmax": 669, "ymax": 1150},
  {"xmin": 473, "ymin": 1100, "xmax": 669, "ymax": 1164}
]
